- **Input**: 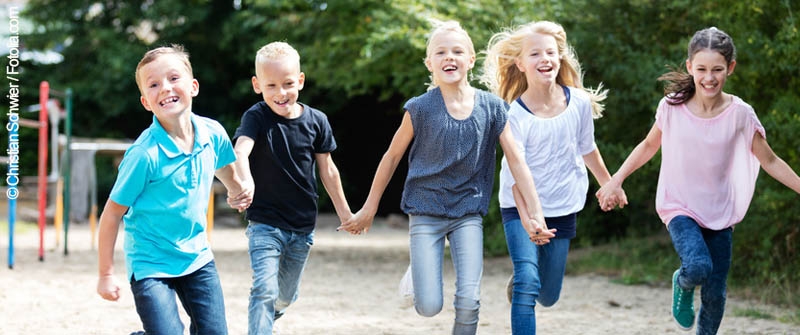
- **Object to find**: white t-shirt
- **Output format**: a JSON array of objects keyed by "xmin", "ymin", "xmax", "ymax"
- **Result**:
[{"xmin": 499, "ymin": 87, "xmax": 596, "ymax": 217}]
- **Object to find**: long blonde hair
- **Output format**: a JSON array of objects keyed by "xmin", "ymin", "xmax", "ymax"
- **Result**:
[
  {"xmin": 425, "ymin": 19, "xmax": 475, "ymax": 90},
  {"xmin": 480, "ymin": 21, "xmax": 607, "ymax": 118}
]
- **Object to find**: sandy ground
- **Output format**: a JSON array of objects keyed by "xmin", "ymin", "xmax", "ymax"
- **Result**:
[{"xmin": 0, "ymin": 214, "xmax": 798, "ymax": 335}]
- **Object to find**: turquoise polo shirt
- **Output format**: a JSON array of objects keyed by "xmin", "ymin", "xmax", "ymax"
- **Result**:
[{"xmin": 109, "ymin": 113, "xmax": 236, "ymax": 280}]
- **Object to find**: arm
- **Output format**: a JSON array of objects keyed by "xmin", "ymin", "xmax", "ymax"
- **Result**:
[
  {"xmin": 512, "ymin": 184, "xmax": 556, "ymax": 244},
  {"xmin": 498, "ymin": 123, "xmax": 547, "ymax": 232},
  {"xmin": 752, "ymin": 132, "xmax": 800, "ymax": 194},
  {"xmin": 339, "ymin": 112, "xmax": 414, "ymax": 234},
  {"xmin": 96, "ymin": 199, "xmax": 129, "ymax": 301},
  {"xmin": 596, "ymin": 124, "xmax": 662, "ymax": 210},
  {"xmin": 315, "ymin": 152, "xmax": 353, "ymax": 224},
  {"xmin": 224, "ymin": 137, "xmax": 256, "ymax": 211},
  {"xmin": 583, "ymin": 147, "xmax": 624, "ymax": 209}
]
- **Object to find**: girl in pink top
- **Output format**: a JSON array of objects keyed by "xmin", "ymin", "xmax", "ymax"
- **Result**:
[{"xmin": 597, "ymin": 27, "xmax": 800, "ymax": 334}]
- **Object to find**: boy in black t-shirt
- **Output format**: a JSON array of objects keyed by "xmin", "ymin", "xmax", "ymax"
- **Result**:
[{"xmin": 232, "ymin": 41, "xmax": 353, "ymax": 335}]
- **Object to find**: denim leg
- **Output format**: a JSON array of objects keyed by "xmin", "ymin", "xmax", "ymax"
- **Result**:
[
  {"xmin": 130, "ymin": 276, "xmax": 184, "ymax": 335},
  {"xmin": 536, "ymin": 238, "xmax": 570, "ymax": 307},
  {"xmin": 504, "ymin": 218, "xmax": 538, "ymax": 335},
  {"xmin": 409, "ymin": 215, "xmax": 447, "ymax": 318},
  {"xmin": 669, "ymin": 216, "xmax": 713, "ymax": 290},
  {"xmin": 697, "ymin": 227, "xmax": 732, "ymax": 335},
  {"xmin": 448, "ymin": 215, "xmax": 483, "ymax": 335},
  {"xmin": 275, "ymin": 231, "xmax": 313, "ymax": 314},
  {"xmin": 173, "ymin": 260, "xmax": 228, "ymax": 335},
  {"xmin": 247, "ymin": 223, "xmax": 285, "ymax": 335}
]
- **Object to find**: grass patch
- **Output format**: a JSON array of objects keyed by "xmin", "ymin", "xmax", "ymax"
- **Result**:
[
  {"xmin": 732, "ymin": 308, "xmax": 775, "ymax": 320},
  {"xmin": 0, "ymin": 220, "xmax": 38, "ymax": 234},
  {"xmin": 566, "ymin": 234, "xmax": 678, "ymax": 287}
]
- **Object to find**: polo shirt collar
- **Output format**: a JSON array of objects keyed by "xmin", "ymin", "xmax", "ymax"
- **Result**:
[{"xmin": 150, "ymin": 113, "xmax": 211, "ymax": 158}]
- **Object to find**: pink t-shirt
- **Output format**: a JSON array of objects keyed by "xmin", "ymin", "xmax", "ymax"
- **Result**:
[{"xmin": 655, "ymin": 95, "xmax": 765, "ymax": 230}]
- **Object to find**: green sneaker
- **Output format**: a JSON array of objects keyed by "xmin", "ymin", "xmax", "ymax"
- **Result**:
[{"xmin": 672, "ymin": 269, "xmax": 695, "ymax": 331}]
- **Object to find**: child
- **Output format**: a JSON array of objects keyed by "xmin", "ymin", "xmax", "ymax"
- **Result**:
[
  {"xmin": 95, "ymin": 45, "xmax": 252, "ymax": 334},
  {"xmin": 596, "ymin": 27, "xmax": 800, "ymax": 333},
  {"xmin": 339, "ymin": 20, "xmax": 550, "ymax": 335},
  {"xmin": 480, "ymin": 20, "xmax": 618, "ymax": 334},
  {"xmin": 232, "ymin": 41, "xmax": 353, "ymax": 335}
]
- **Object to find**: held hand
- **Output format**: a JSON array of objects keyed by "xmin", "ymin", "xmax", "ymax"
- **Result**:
[
  {"xmin": 227, "ymin": 179, "xmax": 254, "ymax": 212},
  {"xmin": 523, "ymin": 216, "xmax": 556, "ymax": 245},
  {"xmin": 337, "ymin": 208, "xmax": 375, "ymax": 235},
  {"xmin": 596, "ymin": 180, "xmax": 627, "ymax": 212},
  {"xmin": 97, "ymin": 274, "xmax": 121, "ymax": 301}
]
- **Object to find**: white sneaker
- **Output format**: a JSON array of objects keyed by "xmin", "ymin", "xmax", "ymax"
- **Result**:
[{"xmin": 399, "ymin": 264, "xmax": 414, "ymax": 308}]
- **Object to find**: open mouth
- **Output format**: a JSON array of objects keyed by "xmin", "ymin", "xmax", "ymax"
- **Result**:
[
  {"xmin": 443, "ymin": 64, "xmax": 458, "ymax": 73},
  {"xmin": 273, "ymin": 98, "xmax": 290, "ymax": 106},
  {"xmin": 537, "ymin": 66, "xmax": 554, "ymax": 74},
  {"xmin": 159, "ymin": 96, "xmax": 179, "ymax": 107}
]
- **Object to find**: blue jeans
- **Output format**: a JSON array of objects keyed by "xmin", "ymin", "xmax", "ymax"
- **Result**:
[
  {"xmin": 247, "ymin": 222, "xmax": 313, "ymax": 335},
  {"xmin": 130, "ymin": 260, "xmax": 227, "ymax": 335},
  {"xmin": 503, "ymin": 218, "xmax": 570, "ymax": 335},
  {"xmin": 668, "ymin": 216, "xmax": 732, "ymax": 335},
  {"xmin": 409, "ymin": 214, "xmax": 483, "ymax": 335}
]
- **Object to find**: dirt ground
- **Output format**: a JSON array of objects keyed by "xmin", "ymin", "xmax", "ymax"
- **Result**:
[{"xmin": 0, "ymin": 214, "xmax": 798, "ymax": 335}]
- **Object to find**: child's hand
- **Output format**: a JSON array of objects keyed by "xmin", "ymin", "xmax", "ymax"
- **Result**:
[
  {"xmin": 596, "ymin": 180, "xmax": 628, "ymax": 211},
  {"xmin": 523, "ymin": 216, "xmax": 556, "ymax": 245},
  {"xmin": 337, "ymin": 208, "xmax": 374, "ymax": 235},
  {"xmin": 97, "ymin": 274, "xmax": 121, "ymax": 301},
  {"xmin": 227, "ymin": 179, "xmax": 254, "ymax": 212}
]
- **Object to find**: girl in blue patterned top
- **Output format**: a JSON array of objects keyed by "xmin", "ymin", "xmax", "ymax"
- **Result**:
[{"xmin": 339, "ymin": 20, "xmax": 551, "ymax": 335}]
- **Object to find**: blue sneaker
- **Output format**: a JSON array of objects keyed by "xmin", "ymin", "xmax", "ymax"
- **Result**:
[{"xmin": 672, "ymin": 269, "xmax": 695, "ymax": 331}]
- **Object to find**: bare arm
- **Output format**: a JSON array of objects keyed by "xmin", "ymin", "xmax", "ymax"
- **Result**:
[
  {"xmin": 752, "ymin": 132, "xmax": 800, "ymax": 194},
  {"xmin": 96, "ymin": 199, "xmax": 129, "ymax": 301},
  {"xmin": 512, "ymin": 184, "xmax": 556, "ymax": 244},
  {"xmin": 499, "ymin": 123, "xmax": 546, "ymax": 230},
  {"xmin": 224, "ymin": 137, "xmax": 256, "ymax": 211},
  {"xmin": 339, "ymin": 112, "xmax": 414, "ymax": 234},
  {"xmin": 315, "ymin": 152, "xmax": 353, "ymax": 223},
  {"xmin": 596, "ymin": 124, "xmax": 662, "ymax": 210},
  {"xmin": 583, "ymin": 147, "xmax": 613, "ymax": 187}
]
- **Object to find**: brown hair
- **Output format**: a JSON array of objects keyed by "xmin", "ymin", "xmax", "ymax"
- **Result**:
[{"xmin": 658, "ymin": 27, "xmax": 736, "ymax": 105}]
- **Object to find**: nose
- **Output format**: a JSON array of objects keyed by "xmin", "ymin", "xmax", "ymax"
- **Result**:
[{"xmin": 160, "ymin": 78, "xmax": 173, "ymax": 92}]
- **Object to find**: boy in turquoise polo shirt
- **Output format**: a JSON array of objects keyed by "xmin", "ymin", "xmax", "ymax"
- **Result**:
[{"xmin": 96, "ymin": 45, "xmax": 252, "ymax": 334}]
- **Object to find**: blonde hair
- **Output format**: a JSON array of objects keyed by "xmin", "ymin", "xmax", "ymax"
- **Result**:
[
  {"xmin": 135, "ymin": 44, "xmax": 193, "ymax": 93},
  {"xmin": 480, "ymin": 21, "xmax": 607, "ymax": 118},
  {"xmin": 424, "ymin": 19, "xmax": 475, "ymax": 90},
  {"xmin": 255, "ymin": 42, "xmax": 301, "ymax": 75}
]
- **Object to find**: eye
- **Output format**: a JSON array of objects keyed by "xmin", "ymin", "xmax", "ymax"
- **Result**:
[
  {"xmin": 531, "ymin": 52, "xmax": 538, "ymax": 56},
  {"xmin": 149, "ymin": 82, "xmax": 158, "ymax": 88},
  {"xmin": 170, "ymin": 76, "xmax": 179, "ymax": 81}
]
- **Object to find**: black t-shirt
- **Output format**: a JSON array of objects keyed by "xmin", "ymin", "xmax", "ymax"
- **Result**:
[{"xmin": 233, "ymin": 102, "xmax": 336, "ymax": 233}]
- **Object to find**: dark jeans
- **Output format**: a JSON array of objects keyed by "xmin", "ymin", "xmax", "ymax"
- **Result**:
[
  {"xmin": 669, "ymin": 216, "xmax": 732, "ymax": 335},
  {"xmin": 130, "ymin": 260, "xmax": 227, "ymax": 335}
]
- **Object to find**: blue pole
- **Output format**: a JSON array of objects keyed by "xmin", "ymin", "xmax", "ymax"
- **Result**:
[{"xmin": 8, "ymin": 123, "xmax": 17, "ymax": 269}]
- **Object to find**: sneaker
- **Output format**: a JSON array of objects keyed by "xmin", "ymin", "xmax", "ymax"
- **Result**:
[
  {"xmin": 274, "ymin": 310, "xmax": 284, "ymax": 321},
  {"xmin": 129, "ymin": 332, "xmax": 145, "ymax": 335},
  {"xmin": 672, "ymin": 269, "xmax": 695, "ymax": 331},
  {"xmin": 399, "ymin": 265, "xmax": 414, "ymax": 308},
  {"xmin": 506, "ymin": 274, "xmax": 513, "ymax": 303}
]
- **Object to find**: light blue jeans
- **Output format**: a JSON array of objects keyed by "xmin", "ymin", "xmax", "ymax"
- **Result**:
[
  {"xmin": 669, "ymin": 216, "xmax": 732, "ymax": 335},
  {"xmin": 409, "ymin": 214, "xmax": 483, "ymax": 335},
  {"xmin": 503, "ymin": 218, "xmax": 570, "ymax": 335},
  {"xmin": 246, "ymin": 222, "xmax": 313, "ymax": 335}
]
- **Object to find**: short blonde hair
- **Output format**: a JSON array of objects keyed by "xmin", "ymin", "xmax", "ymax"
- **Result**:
[
  {"xmin": 480, "ymin": 21, "xmax": 607, "ymax": 118},
  {"xmin": 425, "ymin": 19, "xmax": 475, "ymax": 90},
  {"xmin": 255, "ymin": 42, "xmax": 301, "ymax": 76},
  {"xmin": 135, "ymin": 45, "xmax": 193, "ymax": 93}
]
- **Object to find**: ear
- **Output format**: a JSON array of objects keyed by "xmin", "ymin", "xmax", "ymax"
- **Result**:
[
  {"xmin": 685, "ymin": 58, "xmax": 692, "ymax": 73},
  {"xmin": 297, "ymin": 72, "xmax": 305, "ymax": 91},
  {"xmin": 140, "ymin": 96, "xmax": 152, "ymax": 111},
  {"xmin": 190, "ymin": 79, "xmax": 199, "ymax": 97},
  {"xmin": 727, "ymin": 60, "xmax": 736, "ymax": 76},
  {"xmin": 468, "ymin": 53, "xmax": 476, "ymax": 70},
  {"xmin": 424, "ymin": 57, "xmax": 433, "ymax": 73},
  {"xmin": 514, "ymin": 57, "xmax": 525, "ymax": 73},
  {"xmin": 251, "ymin": 76, "xmax": 262, "ymax": 94}
]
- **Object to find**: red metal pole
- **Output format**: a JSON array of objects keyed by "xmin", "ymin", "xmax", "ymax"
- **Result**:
[{"xmin": 38, "ymin": 81, "xmax": 49, "ymax": 261}]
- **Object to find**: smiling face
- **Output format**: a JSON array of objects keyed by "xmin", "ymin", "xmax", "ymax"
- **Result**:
[
  {"xmin": 515, "ymin": 32, "xmax": 561, "ymax": 87},
  {"xmin": 252, "ymin": 56, "xmax": 305, "ymax": 118},
  {"xmin": 686, "ymin": 49, "xmax": 735, "ymax": 99},
  {"xmin": 137, "ymin": 54, "xmax": 198, "ymax": 120},
  {"xmin": 425, "ymin": 30, "xmax": 475, "ymax": 87}
]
